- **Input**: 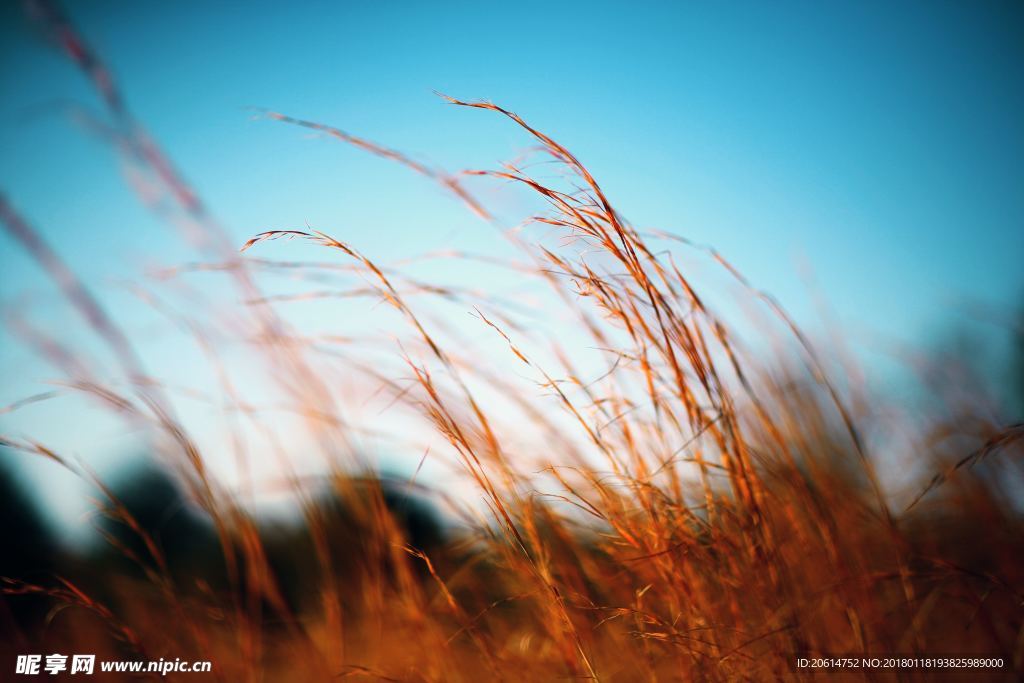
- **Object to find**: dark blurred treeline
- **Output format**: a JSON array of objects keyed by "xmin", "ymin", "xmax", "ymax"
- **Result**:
[
  {"xmin": 0, "ymin": 460, "xmax": 66, "ymax": 648},
  {"xmin": 0, "ymin": 456, "xmax": 447, "ymax": 650}
]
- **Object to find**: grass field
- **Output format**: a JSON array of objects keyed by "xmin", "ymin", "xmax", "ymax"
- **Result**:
[{"xmin": 2, "ymin": 3, "xmax": 1023, "ymax": 681}]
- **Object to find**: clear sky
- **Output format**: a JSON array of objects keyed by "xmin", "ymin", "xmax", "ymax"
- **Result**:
[
  {"xmin": 1, "ymin": 1, "xmax": 1023, "ymax": 532},
  {"xmin": 2, "ymin": 0, "xmax": 1021, "ymax": 338}
]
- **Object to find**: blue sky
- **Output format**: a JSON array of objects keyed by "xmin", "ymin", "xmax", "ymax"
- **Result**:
[
  {"xmin": 1, "ymin": 1, "xmax": 1023, "ymax": 529},
  {"xmin": 2, "ymin": 1, "xmax": 1021, "ymax": 337}
]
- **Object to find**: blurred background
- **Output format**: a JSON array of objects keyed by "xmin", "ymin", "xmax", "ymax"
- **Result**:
[{"xmin": 1, "ymin": 0, "xmax": 1022, "ymax": 574}]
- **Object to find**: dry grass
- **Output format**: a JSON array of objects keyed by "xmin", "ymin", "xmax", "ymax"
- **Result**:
[{"xmin": 3, "ymin": 3, "xmax": 1024, "ymax": 681}]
